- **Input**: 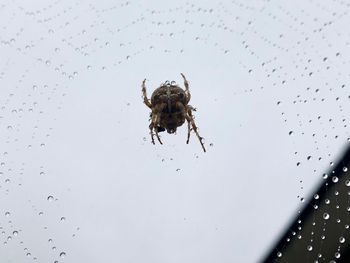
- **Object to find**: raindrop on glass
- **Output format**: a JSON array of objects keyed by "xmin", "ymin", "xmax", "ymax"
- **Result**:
[{"xmin": 323, "ymin": 213, "xmax": 330, "ymax": 220}]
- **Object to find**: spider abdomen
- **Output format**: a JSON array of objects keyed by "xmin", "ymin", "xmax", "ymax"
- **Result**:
[
  {"xmin": 151, "ymin": 86, "xmax": 187, "ymax": 106},
  {"xmin": 159, "ymin": 112, "xmax": 186, "ymax": 134}
]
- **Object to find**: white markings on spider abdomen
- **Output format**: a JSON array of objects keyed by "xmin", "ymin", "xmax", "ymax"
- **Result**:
[{"xmin": 166, "ymin": 85, "xmax": 172, "ymax": 113}]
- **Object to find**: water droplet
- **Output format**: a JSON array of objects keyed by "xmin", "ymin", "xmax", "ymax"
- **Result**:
[
  {"xmin": 277, "ymin": 252, "xmax": 282, "ymax": 257},
  {"xmin": 5, "ymin": 212, "xmax": 10, "ymax": 217},
  {"xmin": 60, "ymin": 217, "xmax": 66, "ymax": 222},
  {"xmin": 335, "ymin": 252, "xmax": 341, "ymax": 258},
  {"xmin": 332, "ymin": 176, "xmax": 339, "ymax": 183},
  {"xmin": 47, "ymin": 196, "xmax": 54, "ymax": 202},
  {"xmin": 314, "ymin": 194, "xmax": 319, "ymax": 199},
  {"xmin": 339, "ymin": 236, "xmax": 345, "ymax": 243},
  {"xmin": 343, "ymin": 167, "xmax": 348, "ymax": 172},
  {"xmin": 323, "ymin": 213, "xmax": 330, "ymax": 220},
  {"xmin": 307, "ymin": 245, "xmax": 313, "ymax": 251},
  {"xmin": 59, "ymin": 252, "xmax": 66, "ymax": 258}
]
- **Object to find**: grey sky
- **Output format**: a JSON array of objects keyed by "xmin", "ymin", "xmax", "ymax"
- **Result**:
[{"xmin": 0, "ymin": 0, "xmax": 349, "ymax": 262}]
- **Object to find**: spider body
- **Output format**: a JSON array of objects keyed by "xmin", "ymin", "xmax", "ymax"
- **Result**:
[
  {"xmin": 142, "ymin": 73, "xmax": 206, "ymax": 152},
  {"xmin": 151, "ymin": 84, "xmax": 186, "ymax": 133}
]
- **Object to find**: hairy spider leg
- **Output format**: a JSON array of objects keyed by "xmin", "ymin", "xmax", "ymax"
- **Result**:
[
  {"xmin": 175, "ymin": 101, "xmax": 205, "ymax": 152},
  {"xmin": 186, "ymin": 105, "xmax": 197, "ymax": 143},
  {"xmin": 149, "ymin": 103, "xmax": 166, "ymax": 145},
  {"xmin": 142, "ymin": 79, "xmax": 152, "ymax": 108},
  {"xmin": 149, "ymin": 114, "xmax": 162, "ymax": 145},
  {"xmin": 180, "ymin": 73, "xmax": 191, "ymax": 104},
  {"xmin": 186, "ymin": 107, "xmax": 206, "ymax": 152},
  {"xmin": 186, "ymin": 120, "xmax": 191, "ymax": 144}
]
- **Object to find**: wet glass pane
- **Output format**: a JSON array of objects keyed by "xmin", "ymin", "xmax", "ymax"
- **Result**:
[{"xmin": 0, "ymin": 0, "xmax": 349, "ymax": 262}]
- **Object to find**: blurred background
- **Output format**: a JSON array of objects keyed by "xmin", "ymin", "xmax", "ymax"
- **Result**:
[{"xmin": 0, "ymin": 0, "xmax": 349, "ymax": 262}]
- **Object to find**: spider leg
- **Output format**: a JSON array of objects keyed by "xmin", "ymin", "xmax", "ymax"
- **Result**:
[
  {"xmin": 187, "ymin": 104, "xmax": 197, "ymax": 112},
  {"xmin": 186, "ymin": 120, "xmax": 191, "ymax": 144},
  {"xmin": 142, "ymin": 79, "xmax": 152, "ymax": 109},
  {"xmin": 149, "ymin": 124, "xmax": 156, "ymax": 144},
  {"xmin": 180, "ymin": 73, "xmax": 191, "ymax": 104},
  {"xmin": 148, "ymin": 103, "xmax": 166, "ymax": 145},
  {"xmin": 185, "ymin": 107, "xmax": 206, "ymax": 152},
  {"xmin": 155, "ymin": 127, "xmax": 162, "ymax": 144},
  {"xmin": 149, "ymin": 113, "xmax": 163, "ymax": 145}
]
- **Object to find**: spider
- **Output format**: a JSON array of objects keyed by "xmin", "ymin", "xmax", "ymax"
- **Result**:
[{"xmin": 142, "ymin": 73, "xmax": 206, "ymax": 152}]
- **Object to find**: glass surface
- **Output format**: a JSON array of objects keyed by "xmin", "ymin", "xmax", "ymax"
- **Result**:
[{"xmin": 0, "ymin": 0, "xmax": 349, "ymax": 262}]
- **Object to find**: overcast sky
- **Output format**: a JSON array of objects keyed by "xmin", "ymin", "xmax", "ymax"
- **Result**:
[{"xmin": 0, "ymin": 0, "xmax": 350, "ymax": 262}]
